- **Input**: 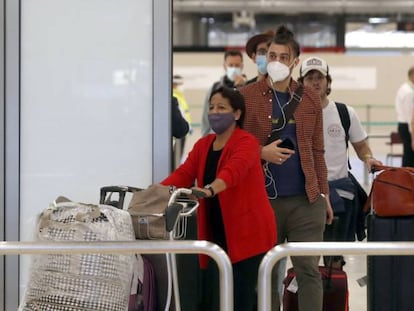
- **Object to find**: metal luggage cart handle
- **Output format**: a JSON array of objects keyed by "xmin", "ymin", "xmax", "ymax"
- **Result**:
[
  {"xmin": 164, "ymin": 187, "xmax": 205, "ymax": 311},
  {"xmin": 165, "ymin": 188, "xmax": 204, "ymax": 236}
]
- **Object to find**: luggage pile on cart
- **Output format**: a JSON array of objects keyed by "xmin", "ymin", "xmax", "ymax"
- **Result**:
[
  {"xmin": 19, "ymin": 185, "xmax": 201, "ymax": 311},
  {"xmin": 101, "ymin": 185, "xmax": 202, "ymax": 311}
]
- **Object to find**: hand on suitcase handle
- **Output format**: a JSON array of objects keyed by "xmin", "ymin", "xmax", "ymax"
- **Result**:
[
  {"xmin": 168, "ymin": 188, "xmax": 202, "ymax": 218},
  {"xmin": 165, "ymin": 188, "xmax": 202, "ymax": 234},
  {"xmin": 191, "ymin": 189, "xmax": 207, "ymax": 198},
  {"xmin": 370, "ymin": 164, "xmax": 402, "ymax": 174}
]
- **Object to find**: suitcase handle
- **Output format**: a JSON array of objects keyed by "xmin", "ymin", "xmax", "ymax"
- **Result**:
[{"xmin": 100, "ymin": 186, "xmax": 142, "ymax": 209}]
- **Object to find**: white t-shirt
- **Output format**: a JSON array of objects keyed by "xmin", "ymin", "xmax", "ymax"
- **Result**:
[
  {"xmin": 323, "ymin": 100, "xmax": 367, "ymax": 182},
  {"xmin": 395, "ymin": 81, "xmax": 414, "ymax": 126}
]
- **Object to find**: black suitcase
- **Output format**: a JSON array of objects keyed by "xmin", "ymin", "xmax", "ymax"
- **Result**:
[{"xmin": 367, "ymin": 214, "xmax": 414, "ymax": 311}]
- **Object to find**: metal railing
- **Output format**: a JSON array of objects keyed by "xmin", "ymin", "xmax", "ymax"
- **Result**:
[
  {"xmin": 0, "ymin": 240, "xmax": 233, "ymax": 311},
  {"xmin": 258, "ymin": 241, "xmax": 414, "ymax": 311}
]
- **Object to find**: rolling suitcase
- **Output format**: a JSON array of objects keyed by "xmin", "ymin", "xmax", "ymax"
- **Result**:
[
  {"xmin": 100, "ymin": 186, "xmax": 157, "ymax": 311},
  {"xmin": 283, "ymin": 265, "xmax": 349, "ymax": 311},
  {"xmin": 365, "ymin": 164, "xmax": 414, "ymax": 311},
  {"xmin": 283, "ymin": 217, "xmax": 349, "ymax": 311},
  {"xmin": 367, "ymin": 214, "xmax": 414, "ymax": 311}
]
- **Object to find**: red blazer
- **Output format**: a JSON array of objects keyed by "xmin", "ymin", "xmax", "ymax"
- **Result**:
[{"xmin": 161, "ymin": 127, "xmax": 277, "ymax": 267}]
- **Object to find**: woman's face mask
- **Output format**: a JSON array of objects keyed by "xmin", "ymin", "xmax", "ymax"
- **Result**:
[
  {"xmin": 226, "ymin": 66, "xmax": 242, "ymax": 81},
  {"xmin": 208, "ymin": 112, "xmax": 235, "ymax": 134},
  {"xmin": 267, "ymin": 61, "xmax": 294, "ymax": 82},
  {"xmin": 255, "ymin": 55, "xmax": 268, "ymax": 75}
]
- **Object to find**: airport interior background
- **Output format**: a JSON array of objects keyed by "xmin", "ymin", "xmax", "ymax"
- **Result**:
[
  {"xmin": 2, "ymin": 0, "xmax": 414, "ymax": 310},
  {"xmin": 172, "ymin": 0, "xmax": 414, "ymax": 310}
]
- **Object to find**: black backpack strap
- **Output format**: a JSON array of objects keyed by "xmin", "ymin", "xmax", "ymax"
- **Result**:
[
  {"xmin": 283, "ymin": 85, "xmax": 303, "ymax": 124},
  {"xmin": 335, "ymin": 102, "xmax": 351, "ymax": 169}
]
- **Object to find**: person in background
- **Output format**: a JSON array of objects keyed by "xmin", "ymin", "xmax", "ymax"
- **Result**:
[
  {"xmin": 298, "ymin": 56, "xmax": 382, "ymax": 260},
  {"xmin": 201, "ymin": 49, "xmax": 247, "ymax": 136},
  {"xmin": 171, "ymin": 96, "xmax": 189, "ymax": 169},
  {"xmin": 245, "ymin": 30, "xmax": 274, "ymax": 85},
  {"xmin": 240, "ymin": 25, "xmax": 333, "ymax": 311},
  {"xmin": 173, "ymin": 74, "xmax": 193, "ymax": 159},
  {"xmin": 395, "ymin": 66, "xmax": 414, "ymax": 167},
  {"xmin": 172, "ymin": 96, "xmax": 189, "ymax": 139},
  {"xmin": 162, "ymin": 86, "xmax": 277, "ymax": 311}
]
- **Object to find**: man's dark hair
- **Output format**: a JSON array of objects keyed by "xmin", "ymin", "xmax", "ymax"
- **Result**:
[
  {"xmin": 272, "ymin": 24, "xmax": 300, "ymax": 58},
  {"xmin": 408, "ymin": 66, "xmax": 414, "ymax": 77},
  {"xmin": 224, "ymin": 49, "xmax": 243, "ymax": 61},
  {"xmin": 209, "ymin": 86, "xmax": 246, "ymax": 128}
]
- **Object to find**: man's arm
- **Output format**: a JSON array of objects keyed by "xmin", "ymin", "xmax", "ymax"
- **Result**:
[{"xmin": 352, "ymin": 139, "xmax": 382, "ymax": 171}]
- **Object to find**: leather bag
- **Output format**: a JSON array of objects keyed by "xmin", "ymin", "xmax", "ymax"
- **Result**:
[
  {"xmin": 365, "ymin": 165, "xmax": 414, "ymax": 217},
  {"xmin": 128, "ymin": 184, "xmax": 170, "ymax": 239}
]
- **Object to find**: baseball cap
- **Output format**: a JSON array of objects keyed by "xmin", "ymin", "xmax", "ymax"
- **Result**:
[
  {"xmin": 245, "ymin": 30, "xmax": 274, "ymax": 59},
  {"xmin": 300, "ymin": 57, "xmax": 329, "ymax": 77}
]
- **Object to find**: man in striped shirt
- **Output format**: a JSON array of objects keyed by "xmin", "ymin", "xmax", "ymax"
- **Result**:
[{"xmin": 240, "ymin": 25, "xmax": 333, "ymax": 311}]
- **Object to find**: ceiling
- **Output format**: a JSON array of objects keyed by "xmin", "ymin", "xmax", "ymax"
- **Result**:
[{"xmin": 173, "ymin": 0, "xmax": 414, "ymax": 14}]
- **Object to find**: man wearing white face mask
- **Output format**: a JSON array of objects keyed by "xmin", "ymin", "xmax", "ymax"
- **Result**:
[
  {"xmin": 245, "ymin": 30, "xmax": 274, "ymax": 85},
  {"xmin": 240, "ymin": 25, "xmax": 333, "ymax": 311},
  {"xmin": 201, "ymin": 49, "xmax": 246, "ymax": 136}
]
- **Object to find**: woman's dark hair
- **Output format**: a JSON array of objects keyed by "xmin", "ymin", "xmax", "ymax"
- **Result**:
[
  {"xmin": 209, "ymin": 86, "xmax": 246, "ymax": 128},
  {"xmin": 272, "ymin": 24, "xmax": 300, "ymax": 58}
]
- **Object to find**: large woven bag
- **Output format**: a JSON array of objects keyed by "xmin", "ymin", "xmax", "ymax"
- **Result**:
[{"xmin": 19, "ymin": 198, "xmax": 135, "ymax": 311}]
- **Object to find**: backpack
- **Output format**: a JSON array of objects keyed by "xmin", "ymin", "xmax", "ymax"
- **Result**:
[
  {"xmin": 335, "ymin": 102, "xmax": 351, "ymax": 167},
  {"xmin": 334, "ymin": 102, "xmax": 368, "ymax": 241}
]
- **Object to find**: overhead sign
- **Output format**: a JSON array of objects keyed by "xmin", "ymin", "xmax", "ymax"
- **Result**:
[{"xmin": 330, "ymin": 67, "xmax": 377, "ymax": 90}]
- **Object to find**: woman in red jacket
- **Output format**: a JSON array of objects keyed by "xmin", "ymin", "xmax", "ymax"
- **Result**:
[{"xmin": 161, "ymin": 86, "xmax": 277, "ymax": 311}]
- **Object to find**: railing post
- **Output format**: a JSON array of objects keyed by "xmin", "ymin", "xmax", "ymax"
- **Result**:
[
  {"xmin": 0, "ymin": 240, "xmax": 233, "ymax": 311},
  {"xmin": 258, "ymin": 241, "xmax": 414, "ymax": 311}
]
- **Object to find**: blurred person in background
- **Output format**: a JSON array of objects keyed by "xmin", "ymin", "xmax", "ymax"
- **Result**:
[
  {"xmin": 201, "ymin": 49, "xmax": 247, "ymax": 136},
  {"xmin": 173, "ymin": 74, "xmax": 193, "ymax": 160},
  {"xmin": 245, "ymin": 30, "xmax": 274, "ymax": 84},
  {"xmin": 395, "ymin": 66, "xmax": 414, "ymax": 167},
  {"xmin": 171, "ymin": 96, "xmax": 189, "ymax": 169}
]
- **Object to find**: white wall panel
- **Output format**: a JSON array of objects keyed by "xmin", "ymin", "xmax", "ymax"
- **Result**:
[{"xmin": 19, "ymin": 0, "xmax": 152, "ymax": 292}]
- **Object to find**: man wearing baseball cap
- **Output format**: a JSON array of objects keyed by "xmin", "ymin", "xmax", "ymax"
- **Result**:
[
  {"xmin": 299, "ymin": 56, "xmax": 329, "ymax": 77},
  {"xmin": 245, "ymin": 30, "xmax": 274, "ymax": 84},
  {"xmin": 299, "ymin": 56, "xmax": 381, "ymax": 251}
]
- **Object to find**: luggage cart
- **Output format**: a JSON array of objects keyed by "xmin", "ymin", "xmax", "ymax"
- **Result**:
[{"xmin": 100, "ymin": 186, "xmax": 204, "ymax": 311}]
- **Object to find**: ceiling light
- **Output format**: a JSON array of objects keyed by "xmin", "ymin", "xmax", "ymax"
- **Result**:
[{"xmin": 369, "ymin": 17, "xmax": 389, "ymax": 24}]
